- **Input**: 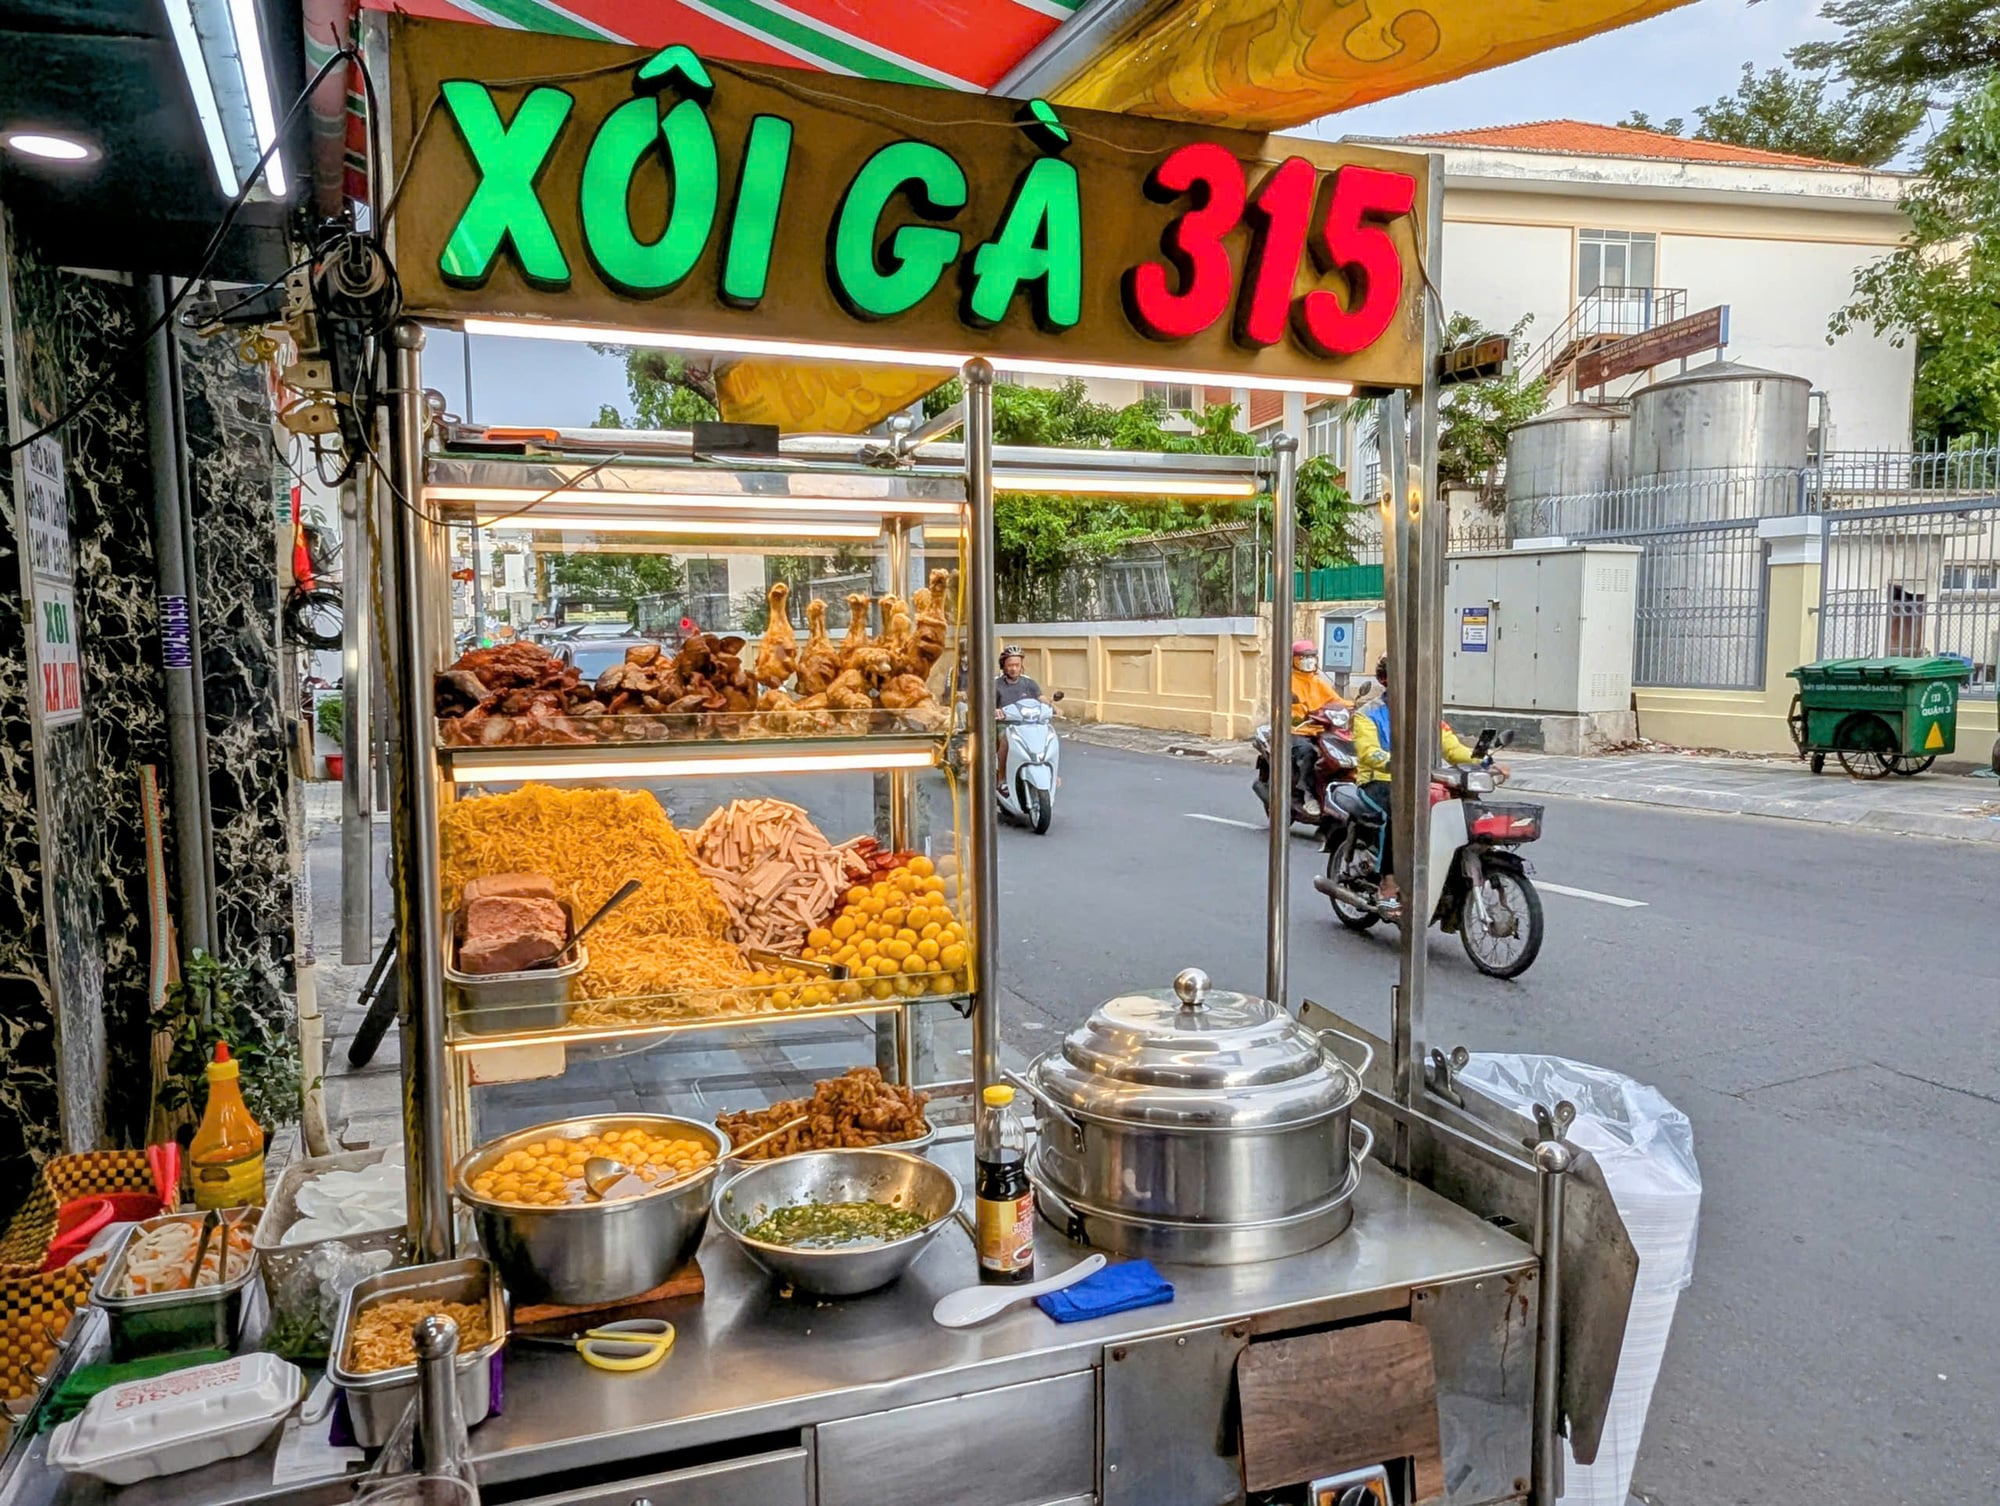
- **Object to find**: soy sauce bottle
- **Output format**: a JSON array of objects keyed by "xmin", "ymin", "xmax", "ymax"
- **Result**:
[{"xmin": 975, "ymin": 1084, "xmax": 1035, "ymax": 1284}]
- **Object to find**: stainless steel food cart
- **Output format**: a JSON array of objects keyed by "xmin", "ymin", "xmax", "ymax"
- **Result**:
[{"xmin": 0, "ymin": 15, "xmax": 1642, "ymax": 1504}]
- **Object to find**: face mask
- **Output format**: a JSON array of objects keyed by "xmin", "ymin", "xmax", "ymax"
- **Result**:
[{"xmin": 1296, "ymin": 657, "xmax": 1318, "ymax": 674}]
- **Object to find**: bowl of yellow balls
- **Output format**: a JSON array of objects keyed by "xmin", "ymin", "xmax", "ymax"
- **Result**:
[
  {"xmin": 746, "ymin": 855, "xmax": 972, "ymax": 1011},
  {"xmin": 454, "ymin": 1114, "xmax": 726, "ymax": 1305}
]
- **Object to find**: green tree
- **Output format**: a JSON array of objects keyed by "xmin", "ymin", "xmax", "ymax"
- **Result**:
[
  {"xmin": 592, "ymin": 348, "xmax": 720, "ymax": 428},
  {"xmin": 546, "ymin": 551, "xmax": 685, "ymax": 604},
  {"xmin": 1436, "ymin": 313, "xmax": 1549, "ymax": 504},
  {"xmin": 1831, "ymin": 75, "xmax": 2000, "ymax": 439},
  {"xmin": 1790, "ymin": 0, "xmax": 2000, "ymax": 100},
  {"xmin": 1623, "ymin": 62, "xmax": 1920, "ymax": 166}
]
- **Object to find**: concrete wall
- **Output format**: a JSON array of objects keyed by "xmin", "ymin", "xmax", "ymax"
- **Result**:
[{"xmin": 1000, "ymin": 617, "xmax": 1269, "ymax": 739}]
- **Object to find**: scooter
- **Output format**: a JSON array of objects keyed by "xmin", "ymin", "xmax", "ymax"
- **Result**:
[
  {"xmin": 1312, "ymin": 728, "xmax": 1548, "ymax": 979},
  {"xmin": 1251, "ymin": 705, "xmax": 1358, "ymax": 826},
  {"xmin": 997, "ymin": 691, "xmax": 1064, "ymax": 834}
]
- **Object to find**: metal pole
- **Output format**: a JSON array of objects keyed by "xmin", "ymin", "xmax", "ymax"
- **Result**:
[
  {"xmin": 141, "ymin": 276, "xmax": 213, "ymax": 954},
  {"xmin": 1265, "ymin": 433, "xmax": 1298, "ymax": 1011},
  {"xmin": 1531, "ymin": 1139, "xmax": 1573, "ymax": 1506},
  {"xmin": 964, "ymin": 360, "xmax": 1001, "ymax": 1097},
  {"xmin": 1385, "ymin": 158, "xmax": 1449, "ymax": 1139},
  {"xmin": 385, "ymin": 322, "xmax": 453, "ymax": 1259},
  {"xmin": 339, "ymin": 473, "xmax": 373, "ymax": 964}
]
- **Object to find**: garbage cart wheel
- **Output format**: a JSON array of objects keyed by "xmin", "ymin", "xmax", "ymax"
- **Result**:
[
  {"xmin": 1786, "ymin": 694, "xmax": 1808, "ymax": 758},
  {"xmin": 1809, "ymin": 752, "xmax": 1826, "ymax": 774},
  {"xmin": 1833, "ymin": 713, "xmax": 1897, "ymax": 780},
  {"xmin": 1889, "ymin": 754, "xmax": 1937, "ymax": 777}
]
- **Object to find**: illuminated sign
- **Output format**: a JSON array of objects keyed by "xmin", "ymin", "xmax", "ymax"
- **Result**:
[{"xmin": 387, "ymin": 17, "xmax": 1430, "ymax": 389}]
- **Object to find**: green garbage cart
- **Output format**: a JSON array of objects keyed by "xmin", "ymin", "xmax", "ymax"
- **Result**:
[{"xmin": 1786, "ymin": 655, "xmax": 1973, "ymax": 778}]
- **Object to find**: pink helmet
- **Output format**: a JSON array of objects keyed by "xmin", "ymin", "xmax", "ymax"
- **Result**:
[{"xmin": 1291, "ymin": 639, "xmax": 1316, "ymax": 657}]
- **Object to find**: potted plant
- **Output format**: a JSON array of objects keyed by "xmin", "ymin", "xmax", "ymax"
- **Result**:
[{"xmin": 316, "ymin": 694, "xmax": 344, "ymax": 779}]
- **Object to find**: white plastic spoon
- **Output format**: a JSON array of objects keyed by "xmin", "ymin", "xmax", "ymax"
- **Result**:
[{"xmin": 931, "ymin": 1254, "xmax": 1107, "ymax": 1328}]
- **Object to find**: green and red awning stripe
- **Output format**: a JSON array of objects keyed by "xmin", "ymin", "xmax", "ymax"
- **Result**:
[{"xmin": 358, "ymin": 0, "xmax": 1068, "ymax": 88}]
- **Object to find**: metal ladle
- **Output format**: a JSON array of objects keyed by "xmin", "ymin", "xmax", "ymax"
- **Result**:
[
  {"xmin": 532, "ymin": 879, "xmax": 641, "ymax": 969},
  {"xmin": 582, "ymin": 1115, "xmax": 809, "ymax": 1200}
]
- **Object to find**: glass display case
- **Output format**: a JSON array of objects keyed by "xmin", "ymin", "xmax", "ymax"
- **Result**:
[{"xmin": 418, "ymin": 434, "xmax": 976, "ymax": 1151}]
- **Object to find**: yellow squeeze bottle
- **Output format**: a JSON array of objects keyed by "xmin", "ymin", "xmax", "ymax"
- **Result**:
[{"xmin": 189, "ymin": 1043, "xmax": 266, "ymax": 1209}]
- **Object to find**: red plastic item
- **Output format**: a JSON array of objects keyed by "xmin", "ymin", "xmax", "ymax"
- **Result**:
[
  {"xmin": 40, "ymin": 1193, "xmax": 165, "ymax": 1272},
  {"xmin": 147, "ymin": 1141, "xmax": 182, "ymax": 1207}
]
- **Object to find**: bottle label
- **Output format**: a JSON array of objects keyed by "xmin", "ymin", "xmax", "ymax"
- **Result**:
[
  {"xmin": 976, "ymin": 1191, "xmax": 1035, "ymax": 1274},
  {"xmin": 192, "ymin": 1152, "xmax": 266, "ymax": 1210}
]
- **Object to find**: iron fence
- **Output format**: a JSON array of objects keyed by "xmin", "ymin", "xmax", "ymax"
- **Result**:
[{"xmin": 1001, "ymin": 534, "xmax": 1260, "ymax": 622}]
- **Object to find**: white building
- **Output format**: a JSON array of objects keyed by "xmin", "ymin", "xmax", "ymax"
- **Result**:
[{"xmin": 1360, "ymin": 118, "xmax": 1916, "ymax": 452}]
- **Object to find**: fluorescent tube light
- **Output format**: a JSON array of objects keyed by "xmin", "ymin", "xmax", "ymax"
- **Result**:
[
  {"xmin": 451, "ymin": 748, "xmax": 939, "ymax": 783},
  {"xmin": 226, "ymin": 0, "xmax": 287, "ymax": 196},
  {"xmin": 434, "ymin": 486, "xmax": 963, "ymax": 517},
  {"xmin": 461, "ymin": 318, "xmax": 1360, "ymax": 396},
  {"xmin": 161, "ymin": 0, "xmax": 239, "ymax": 198},
  {"xmin": 1000, "ymin": 473, "xmax": 1259, "ymax": 499},
  {"xmin": 471, "ymin": 514, "xmax": 882, "ymax": 539}
]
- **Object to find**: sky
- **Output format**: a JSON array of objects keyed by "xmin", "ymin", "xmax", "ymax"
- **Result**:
[{"xmin": 444, "ymin": 0, "xmax": 1839, "ymax": 430}]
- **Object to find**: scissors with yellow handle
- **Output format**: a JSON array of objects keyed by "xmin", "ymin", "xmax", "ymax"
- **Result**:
[{"xmin": 536, "ymin": 1318, "xmax": 674, "ymax": 1373}]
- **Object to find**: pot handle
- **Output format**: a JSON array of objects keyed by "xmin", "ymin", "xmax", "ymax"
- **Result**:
[
  {"xmin": 1006, "ymin": 1064, "xmax": 1086, "ymax": 1154},
  {"xmin": 1349, "ymin": 1119, "xmax": 1376, "ymax": 1171},
  {"xmin": 1029, "ymin": 1168, "xmax": 1089, "ymax": 1247},
  {"xmin": 1315, "ymin": 1024, "xmax": 1377, "ymax": 1086}
]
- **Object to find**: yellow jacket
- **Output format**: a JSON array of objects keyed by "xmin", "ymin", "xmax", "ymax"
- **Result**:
[
  {"xmin": 1289, "ymin": 670, "xmax": 1345, "ymax": 734},
  {"xmin": 1351, "ymin": 707, "xmax": 1479, "ymax": 785}
]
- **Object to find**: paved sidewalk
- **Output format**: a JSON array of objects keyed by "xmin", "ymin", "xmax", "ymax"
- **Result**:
[{"xmin": 1061, "ymin": 719, "xmax": 2000, "ymax": 842}]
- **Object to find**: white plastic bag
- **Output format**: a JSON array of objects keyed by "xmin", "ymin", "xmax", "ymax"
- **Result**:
[{"xmin": 1458, "ymin": 1053, "xmax": 1702, "ymax": 1506}]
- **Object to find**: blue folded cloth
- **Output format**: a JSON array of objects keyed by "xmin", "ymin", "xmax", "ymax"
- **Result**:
[{"xmin": 1036, "ymin": 1259, "xmax": 1174, "ymax": 1323}]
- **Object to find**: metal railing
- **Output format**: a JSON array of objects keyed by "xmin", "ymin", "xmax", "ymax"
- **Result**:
[
  {"xmin": 1002, "ymin": 535, "xmax": 1260, "ymax": 622},
  {"xmin": 1517, "ymin": 286, "xmax": 1688, "ymax": 389}
]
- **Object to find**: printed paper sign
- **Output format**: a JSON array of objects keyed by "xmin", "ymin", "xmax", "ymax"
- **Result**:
[
  {"xmin": 1459, "ymin": 606, "xmax": 1489, "ymax": 652},
  {"xmin": 23, "ymin": 435, "xmax": 74, "ymax": 586},
  {"xmin": 35, "ymin": 583, "xmax": 84, "ymax": 726}
]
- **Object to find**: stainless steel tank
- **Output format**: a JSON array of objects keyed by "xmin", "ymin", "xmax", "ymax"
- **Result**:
[
  {"xmin": 1503, "ymin": 402, "xmax": 1629, "ymax": 540},
  {"xmin": 1627, "ymin": 360, "xmax": 1810, "ymax": 482},
  {"xmin": 1620, "ymin": 360, "xmax": 1812, "ymax": 688}
]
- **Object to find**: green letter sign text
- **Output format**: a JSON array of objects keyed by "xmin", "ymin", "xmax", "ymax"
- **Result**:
[
  {"xmin": 966, "ymin": 157, "xmax": 1081, "ymax": 330},
  {"xmin": 581, "ymin": 97, "xmax": 719, "ymax": 295},
  {"xmin": 439, "ymin": 82, "xmax": 575, "ymax": 288},
  {"xmin": 829, "ymin": 141, "xmax": 967, "ymax": 320}
]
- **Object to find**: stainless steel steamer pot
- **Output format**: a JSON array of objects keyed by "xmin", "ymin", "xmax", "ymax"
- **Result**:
[{"xmin": 1015, "ymin": 968, "xmax": 1373, "ymax": 1265}]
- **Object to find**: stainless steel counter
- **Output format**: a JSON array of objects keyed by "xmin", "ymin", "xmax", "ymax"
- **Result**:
[{"xmin": 9, "ymin": 1155, "xmax": 1530, "ymax": 1506}]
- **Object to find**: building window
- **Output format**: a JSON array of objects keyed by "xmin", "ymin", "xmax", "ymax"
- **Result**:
[
  {"xmin": 1942, "ymin": 564, "xmax": 1998, "ymax": 592},
  {"xmin": 1578, "ymin": 229, "xmax": 1657, "ymax": 296},
  {"xmin": 685, "ymin": 558, "xmax": 729, "ymax": 596},
  {"xmin": 1143, "ymin": 382, "xmax": 1197, "ymax": 413},
  {"xmin": 1306, "ymin": 405, "xmax": 1345, "ymax": 465}
]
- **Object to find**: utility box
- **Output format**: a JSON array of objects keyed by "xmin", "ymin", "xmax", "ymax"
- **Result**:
[{"xmin": 1445, "ymin": 545, "xmax": 1639, "ymax": 714}]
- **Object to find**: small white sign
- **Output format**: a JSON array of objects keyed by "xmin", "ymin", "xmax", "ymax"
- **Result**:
[
  {"xmin": 23, "ymin": 434, "xmax": 74, "ymax": 586},
  {"xmin": 1459, "ymin": 606, "xmax": 1490, "ymax": 652},
  {"xmin": 34, "ymin": 582, "xmax": 84, "ymax": 726},
  {"xmin": 1321, "ymin": 617, "xmax": 1354, "ymax": 672}
]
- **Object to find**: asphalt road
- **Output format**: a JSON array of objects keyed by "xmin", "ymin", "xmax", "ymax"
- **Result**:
[{"xmin": 992, "ymin": 740, "xmax": 2000, "ymax": 1506}]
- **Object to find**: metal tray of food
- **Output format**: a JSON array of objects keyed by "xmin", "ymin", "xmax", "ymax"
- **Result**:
[
  {"xmin": 253, "ymin": 1148, "xmax": 412, "ymax": 1361},
  {"xmin": 327, "ymin": 1258, "xmax": 506, "ymax": 1449},
  {"xmin": 90, "ymin": 1209, "xmax": 262, "ymax": 1362},
  {"xmin": 443, "ymin": 905, "xmax": 586, "ymax": 1035}
]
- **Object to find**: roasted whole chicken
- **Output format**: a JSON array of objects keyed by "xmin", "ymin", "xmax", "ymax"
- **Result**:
[
  {"xmin": 840, "ymin": 592, "xmax": 874, "ymax": 671},
  {"xmin": 795, "ymin": 597, "xmax": 841, "ymax": 695},
  {"xmin": 755, "ymin": 582, "xmax": 797, "ymax": 688}
]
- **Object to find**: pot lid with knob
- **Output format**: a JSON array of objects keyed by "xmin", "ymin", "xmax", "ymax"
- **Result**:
[{"xmin": 1033, "ymin": 967, "xmax": 1364, "ymax": 1130}]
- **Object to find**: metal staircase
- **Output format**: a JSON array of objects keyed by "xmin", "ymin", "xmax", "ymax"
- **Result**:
[{"xmin": 1518, "ymin": 286, "xmax": 1686, "ymax": 393}]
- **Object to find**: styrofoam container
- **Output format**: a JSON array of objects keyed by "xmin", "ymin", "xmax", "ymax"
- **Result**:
[{"xmin": 47, "ymin": 1352, "xmax": 302, "ymax": 1485}]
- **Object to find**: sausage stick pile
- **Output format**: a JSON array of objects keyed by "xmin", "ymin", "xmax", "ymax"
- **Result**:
[{"xmin": 691, "ymin": 799, "xmax": 873, "ymax": 953}]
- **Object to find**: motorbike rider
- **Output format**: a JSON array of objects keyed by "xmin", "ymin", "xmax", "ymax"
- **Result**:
[
  {"xmin": 1287, "ymin": 640, "xmax": 1347, "ymax": 820},
  {"xmin": 995, "ymin": 645, "xmax": 1046, "ymax": 789},
  {"xmin": 1346, "ymin": 658, "xmax": 1505, "ymax": 917}
]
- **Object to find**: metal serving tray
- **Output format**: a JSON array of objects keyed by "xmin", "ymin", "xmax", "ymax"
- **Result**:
[
  {"xmin": 328, "ymin": 1258, "xmax": 507, "ymax": 1449},
  {"xmin": 90, "ymin": 1209, "xmax": 262, "ymax": 1362},
  {"xmin": 444, "ymin": 905, "xmax": 587, "ymax": 1035}
]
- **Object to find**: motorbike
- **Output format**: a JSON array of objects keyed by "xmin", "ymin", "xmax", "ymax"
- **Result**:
[
  {"xmin": 997, "ymin": 691, "xmax": 1064, "ymax": 834},
  {"xmin": 1251, "ymin": 705, "xmax": 1358, "ymax": 826},
  {"xmin": 1312, "ymin": 728, "xmax": 1548, "ymax": 979}
]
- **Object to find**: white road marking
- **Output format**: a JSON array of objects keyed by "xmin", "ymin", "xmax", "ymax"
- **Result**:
[
  {"xmin": 1537, "ymin": 881, "xmax": 1648, "ymax": 909},
  {"xmin": 1181, "ymin": 814, "xmax": 1650, "ymax": 908}
]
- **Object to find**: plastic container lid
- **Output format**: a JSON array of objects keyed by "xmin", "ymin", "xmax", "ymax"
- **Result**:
[
  {"xmin": 982, "ymin": 1085, "xmax": 1014, "ymax": 1106},
  {"xmin": 48, "ymin": 1352, "xmax": 302, "ymax": 1486}
]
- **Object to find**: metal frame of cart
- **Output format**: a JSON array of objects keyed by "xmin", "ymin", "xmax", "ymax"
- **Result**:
[{"xmin": 346, "ymin": 22, "xmax": 1640, "ymax": 1506}]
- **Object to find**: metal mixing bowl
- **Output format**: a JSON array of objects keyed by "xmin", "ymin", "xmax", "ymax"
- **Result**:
[
  {"xmin": 454, "ymin": 1113, "xmax": 727, "ymax": 1306},
  {"xmin": 712, "ymin": 1149, "xmax": 962, "ymax": 1297}
]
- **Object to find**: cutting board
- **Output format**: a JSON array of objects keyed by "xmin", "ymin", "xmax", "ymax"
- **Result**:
[{"xmin": 511, "ymin": 1261, "xmax": 704, "ymax": 1336}]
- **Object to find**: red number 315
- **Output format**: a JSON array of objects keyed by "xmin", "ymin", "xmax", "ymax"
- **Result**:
[{"xmin": 1123, "ymin": 147, "xmax": 1416, "ymax": 358}]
